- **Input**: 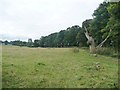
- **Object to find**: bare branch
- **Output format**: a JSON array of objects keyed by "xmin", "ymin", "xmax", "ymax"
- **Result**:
[
  {"xmin": 84, "ymin": 26, "xmax": 90, "ymax": 40},
  {"xmin": 84, "ymin": 26, "xmax": 88, "ymax": 32},
  {"xmin": 97, "ymin": 29, "xmax": 112, "ymax": 48}
]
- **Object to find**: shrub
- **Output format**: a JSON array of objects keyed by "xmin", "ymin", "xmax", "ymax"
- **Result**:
[
  {"xmin": 95, "ymin": 47, "xmax": 113, "ymax": 56},
  {"xmin": 71, "ymin": 47, "xmax": 79, "ymax": 53}
]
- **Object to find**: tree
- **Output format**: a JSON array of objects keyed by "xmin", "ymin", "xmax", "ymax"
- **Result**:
[
  {"xmin": 54, "ymin": 30, "xmax": 65, "ymax": 47},
  {"xmin": 84, "ymin": 25, "xmax": 111, "ymax": 53},
  {"xmin": 89, "ymin": 2, "xmax": 110, "ymax": 45},
  {"xmin": 82, "ymin": 2, "xmax": 112, "ymax": 53},
  {"xmin": 105, "ymin": 2, "xmax": 120, "ymax": 51},
  {"xmin": 33, "ymin": 39, "xmax": 40, "ymax": 47},
  {"xmin": 39, "ymin": 36, "xmax": 46, "ymax": 47},
  {"xmin": 63, "ymin": 25, "xmax": 80, "ymax": 47},
  {"xmin": 10, "ymin": 40, "xmax": 27, "ymax": 46},
  {"xmin": 4, "ymin": 40, "xmax": 9, "ymax": 45},
  {"xmin": 27, "ymin": 38, "xmax": 33, "ymax": 47},
  {"xmin": 39, "ymin": 25, "xmax": 81, "ymax": 48},
  {"xmin": 76, "ymin": 27, "xmax": 87, "ymax": 47}
]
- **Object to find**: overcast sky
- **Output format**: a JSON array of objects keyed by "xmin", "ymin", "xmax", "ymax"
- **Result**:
[{"xmin": 0, "ymin": 0, "xmax": 104, "ymax": 41}]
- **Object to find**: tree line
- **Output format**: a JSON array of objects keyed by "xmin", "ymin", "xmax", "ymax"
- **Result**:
[
  {"xmin": 1, "ymin": 25, "xmax": 87, "ymax": 48},
  {"xmin": 1, "ymin": 2, "xmax": 119, "ymax": 51}
]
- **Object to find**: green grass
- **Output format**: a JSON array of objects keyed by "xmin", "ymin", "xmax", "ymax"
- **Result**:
[{"xmin": 2, "ymin": 45, "xmax": 118, "ymax": 88}]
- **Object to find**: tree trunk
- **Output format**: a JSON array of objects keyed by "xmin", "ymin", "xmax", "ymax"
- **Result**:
[
  {"xmin": 89, "ymin": 39, "xmax": 96, "ymax": 54},
  {"xmin": 84, "ymin": 26, "xmax": 96, "ymax": 53}
]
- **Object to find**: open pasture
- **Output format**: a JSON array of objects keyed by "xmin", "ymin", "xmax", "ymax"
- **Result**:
[{"xmin": 2, "ymin": 45, "xmax": 118, "ymax": 88}]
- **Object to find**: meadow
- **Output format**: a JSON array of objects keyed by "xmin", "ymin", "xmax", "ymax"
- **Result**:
[{"xmin": 2, "ymin": 45, "xmax": 118, "ymax": 88}]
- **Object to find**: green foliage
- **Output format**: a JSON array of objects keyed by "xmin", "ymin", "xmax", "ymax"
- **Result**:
[
  {"xmin": 33, "ymin": 39, "xmax": 40, "ymax": 47},
  {"xmin": 107, "ymin": 2, "xmax": 120, "ymax": 20},
  {"xmin": 39, "ymin": 25, "xmax": 85, "ymax": 47},
  {"xmin": 76, "ymin": 28, "xmax": 87, "ymax": 47},
  {"xmin": 83, "ymin": 2, "xmax": 110, "ymax": 45},
  {"xmin": 4, "ymin": 40, "xmax": 9, "ymax": 45},
  {"xmin": 105, "ymin": 2, "xmax": 119, "ymax": 50},
  {"xmin": 10, "ymin": 40, "xmax": 27, "ymax": 46}
]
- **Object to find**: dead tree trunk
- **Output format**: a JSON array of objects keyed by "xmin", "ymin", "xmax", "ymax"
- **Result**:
[
  {"xmin": 84, "ymin": 26, "xmax": 111, "ymax": 54},
  {"xmin": 84, "ymin": 26, "xmax": 96, "ymax": 53}
]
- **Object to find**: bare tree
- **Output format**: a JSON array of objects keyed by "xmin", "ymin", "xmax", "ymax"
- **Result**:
[{"xmin": 84, "ymin": 26, "xmax": 111, "ymax": 54}]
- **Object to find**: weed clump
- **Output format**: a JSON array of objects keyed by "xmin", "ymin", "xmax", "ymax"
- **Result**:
[
  {"xmin": 37, "ymin": 62, "xmax": 45, "ymax": 66},
  {"xmin": 11, "ymin": 63, "xmax": 14, "ymax": 66},
  {"xmin": 95, "ymin": 62, "xmax": 101, "ymax": 71},
  {"xmin": 84, "ymin": 62, "xmax": 104, "ymax": 71}
]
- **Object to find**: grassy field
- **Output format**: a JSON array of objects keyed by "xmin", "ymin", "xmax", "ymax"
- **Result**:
[{"xmin": 2, "ymin": 45, "xmax": 118, "ymax": 88}]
